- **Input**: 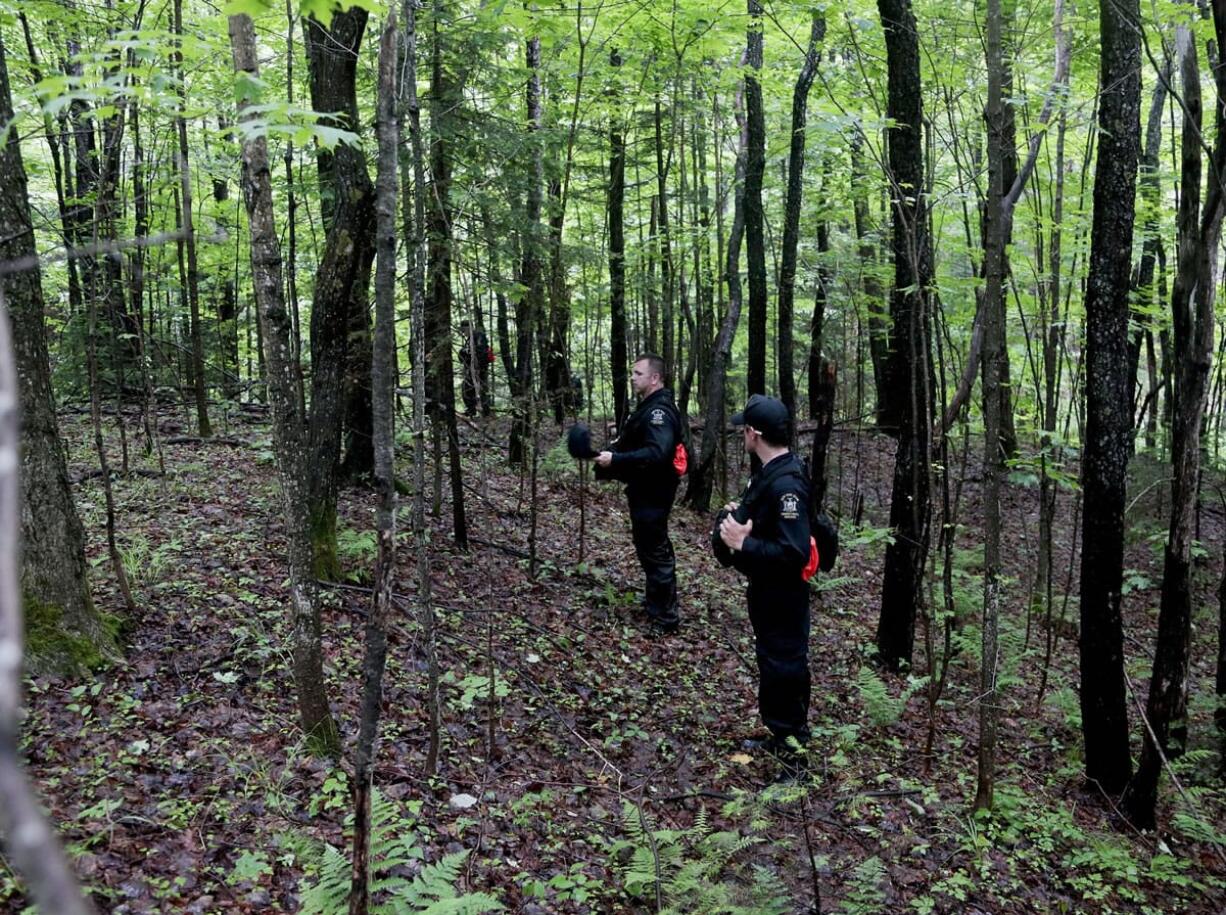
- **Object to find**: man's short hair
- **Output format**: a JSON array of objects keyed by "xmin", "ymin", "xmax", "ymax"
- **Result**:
[{"xmin": 634, "ymin": 353, "xmax": 666, "ymax": 381}]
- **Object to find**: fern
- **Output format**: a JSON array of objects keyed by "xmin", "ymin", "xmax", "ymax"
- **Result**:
[
  {"xmin": 293, "ymin": 787, "xmax": 503, "ymax": 915},
  {"xmin": 610, "ymin": 800, "xmax": 789, "ymax": 914},
  {"xmin": 836, "ymin": 855, "xmax": 886, "ymax": 915},
  {"xmin": 855, "ymin": 666, "xmax": 927, "ymax": 728}
]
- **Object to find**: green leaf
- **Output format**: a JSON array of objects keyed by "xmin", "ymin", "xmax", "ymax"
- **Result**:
[{"xmin": 222, "ymin": 0, "xmax": 275, "ymax": 16}]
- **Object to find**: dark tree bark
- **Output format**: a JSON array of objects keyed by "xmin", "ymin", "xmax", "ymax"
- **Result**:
[
  {"xmin": 744, "ymin": 0, "xmax": 767, "ymax": 398},
  {"xmin": 349, "ymin": 20, "xmax": 398, "ymax": 912},
  {"xmin": 809, "ymin": 361, "xmax": 836, "ymax": 513},
  {"xmin": 0, "ymin": 35, "xmax": 112, "ymax": 675},
  {"xmin": 509, "ymin": 36, "xmax": 546, "ymax": 466},
  {"xmin": 1079, "ymin": 0, "xmax": 1142, "ymax": 795},
  {"xmin": 608, "ymin": 49, "xmax": 629, "ymax": 431},
  {"xmin": 213, "ymin": 120, "xmax": 240, "ymax": 402},
  {"xmin": 173, "ymin": 0, "xmax": 211, "ymax": 438},
  {"xmin": 1125, "ymin": 12, "xmax": 1226, "ymax": 829},
  {"xmin": 654, "ymin": 94, "xmax": 676, "ymax": 383},
  {"xmin": 423, "ymin": 0, "xmax": 468, "ymax": 547},
  {"xmin": 975, "ymin": 0, "xmax": 1007, "ymax": 811},
  {"xmin": 302, "ymin": 7, "xmax": 377, "ymax": 571},
  {"xmin": 229, "ymin": 12, "xmax": 340, "ymax": 758},
  {"xmin": 807, "ymin": 164, "xmax": 832, "ymax": 419},
  {"xmin": 685, "ymin": 78, "xmax": 748, "ymax": 512},
  {"xmin": 851, "ymin": 136, "xmax": 895, "ymax": 429},
  {"xmin": 778, "ymin": 12, "xmax": 824, "ymax": 436},
  {"xmin": 875, "ymin": 0, "xmax": 936, "ymax": 671},
  {"xmin": 402, "ymin": 0, "xmax": 441, "ymax": 775}
]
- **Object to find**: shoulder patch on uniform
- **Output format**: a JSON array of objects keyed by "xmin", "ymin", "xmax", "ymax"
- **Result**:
[
  {"xmin": 650, "ymin": 408, "xmax": 665, "ymax": 425},
  {"xmin": 780, "ymin": 492, "xmax": 801, "ymax": 520}
]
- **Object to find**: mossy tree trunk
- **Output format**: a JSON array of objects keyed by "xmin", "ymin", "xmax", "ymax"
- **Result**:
[{"xmin": 0, "ymin": 34, "xmax": 113, "ymax": 675}]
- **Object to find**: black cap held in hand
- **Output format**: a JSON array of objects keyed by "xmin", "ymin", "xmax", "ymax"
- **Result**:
[
  {"xmin": 566, "ymin": 423, "xmax": 598, "ymax": 459},
  {"xmin": 731, "ymin": 393, "xmax": 791, "ymax": 443}
]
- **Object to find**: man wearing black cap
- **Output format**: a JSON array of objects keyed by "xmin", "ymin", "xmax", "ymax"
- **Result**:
[
  {"xmin": 718, "ymin": 394, "xmax": 812, "ymax": 768},
  {"xmin": 593, "ymin": 354, "xmax": 682, "ymax": 633}
]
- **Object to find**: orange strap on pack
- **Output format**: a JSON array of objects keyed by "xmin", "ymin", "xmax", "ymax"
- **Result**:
[
  {"xmin": 673, "ymin": 442, "xmax": 688, "ymax": 476},
  {"xmin": 801, "ymin": 536, "xmax": 819, "ymax": 582}
]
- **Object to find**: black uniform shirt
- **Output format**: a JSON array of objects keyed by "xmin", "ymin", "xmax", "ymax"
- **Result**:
[
  {"xmin": 604, "ymin": 388, "xmax": 680, "ymax": 506},
  {"xmin": 730, "ymin": 451, "xmax": 812, "ymax": 586}
]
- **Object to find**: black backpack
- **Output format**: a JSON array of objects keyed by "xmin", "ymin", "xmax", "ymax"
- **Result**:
[{"xmin": 811, "ymin": 509, "xmax": 839, "ymax": 573}]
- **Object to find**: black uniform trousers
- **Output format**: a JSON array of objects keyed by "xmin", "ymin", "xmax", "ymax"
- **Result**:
[
  {"xmin": 747, "ymin": 581, "xmax": 811, "ymax": 744},
  {"xmin": 629, "ymin": 495, "xmax": 679, "ymax": 626}
]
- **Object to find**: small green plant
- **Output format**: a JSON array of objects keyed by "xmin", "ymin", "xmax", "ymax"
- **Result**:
[
  {"xmin": 286, "ymin": 787, "xmax": 502, "ymax": 914},
  {"xmin": 607, "ymin": 801, "xmax": 791, "ymax": 914},
  {"xmin": 836, "ymin": 855, "xmax": 886, "ymax": 914},
  {"xmin": 854, "ymin": 666, "xmax": 928, "ymax": 728},
  {"xmin": 336, "ymin": 527, "xmax": 378, "ymax": 583}
]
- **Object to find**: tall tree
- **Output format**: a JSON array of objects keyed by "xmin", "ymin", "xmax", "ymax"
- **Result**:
[
  {"xmin": 608, "ymin": 49, "xmax": 629, "ymax": 431},
  {"xmin": 349, "ymin": 19, "xmax": 399, "ymax": 911},
  {"xmin": 874, "ymin": 0, "xmax": 935, "ymax": 671},
  {"xmin": 778, "ymin": 11, "xmax": 824, "ymax": 435},
  {"xmin": 302, "ymin": 6, "xmax": 377, "ymax": 576},
  {"xmin": 744, "ymin": 0, "xmax": 767, "ymax": 398},
  {"xmin": 424, "ymin": 0, "xmax": 467, "ymax": 547},
  {"xmin": 1078, "ymin": 0, "xmax": 1142, "ymax": 795},
  {"xmin": 173, "ymin": 0, "xmax": 212, "ymax": 438},
  {"xmin": 0, "ymin": 34, "xmax": 112, "ymax": 674},
  {"xmin": 229, "ymin": 10, "xmax": 339, "ymax": 757},
  {"xmin": 1125, "ymin": 10, "xmax": 1226, "ymax": 828}
]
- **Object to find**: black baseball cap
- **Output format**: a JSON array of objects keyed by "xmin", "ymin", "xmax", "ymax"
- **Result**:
[{"xmin": 731, "ymin": 394, "xmax": 790, "ymax": 442}]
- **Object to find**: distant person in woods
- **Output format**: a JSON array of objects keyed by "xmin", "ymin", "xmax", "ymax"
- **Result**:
[
  {"xmin": 458, "ymin": 319, "xmax": 493, "ymax": 417},
  {"xmin": 714, "ymin": 394, "xmax": 814, "ymax": 773},
  {"xmin": 591, "ymin": 354, "xmax": 683, "ymax": 634}
]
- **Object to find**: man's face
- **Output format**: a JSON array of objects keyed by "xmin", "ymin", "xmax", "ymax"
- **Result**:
[{"xmin": 631, "ymin": 360, "xmax": 658, "ymax": 397}]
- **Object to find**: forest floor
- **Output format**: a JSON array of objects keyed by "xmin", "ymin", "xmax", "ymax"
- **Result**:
[{"xmin": 4, "ymin": 406, "xmax": 1226, "ymax": 914}]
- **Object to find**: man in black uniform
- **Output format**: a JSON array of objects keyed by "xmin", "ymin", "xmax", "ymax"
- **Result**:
[
  {"xmin": 594, "ymin": 354, "xmax": 682, "ymax": 633},
  {"xmin": 458, "ymin": 319, "xmax": 493, "ymax": 417},
  {"xmin": 717, "ymin": 394, "xmax": 813, "ymax": 763}
]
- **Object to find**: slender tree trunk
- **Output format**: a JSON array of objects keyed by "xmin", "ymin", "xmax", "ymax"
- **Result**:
[
  {"xmin": 424, "ymin": 1, "xmax": 468, "ymax": 547},
  {"xmin": 173, "ymin": 0, "xmax": 211, "ymax": 438},
  {"xmin": 402, "ymin": 0, "xmax": 441, "ymax": 775},
  {"xmin": 1079, "ymin": 0, "xmax": 1142, "ymax": 795},
  {"xmin": 229, "ymin": 11, "xmax": 340, "ymax": 758},
  {"xmin": 745, "ymin": 0, "xmax": 767, "ymax": 398},
  {"xmin": 510, "ymin": 36, "xmax": 546, "ymax": 466},
  {"xmin": 975, "ymin": 0, "xmax": 1006, "ymax": 812},
  {"xmin": 684, "ymin": 72, "xmax": 748, "ymax": 511},
  {"xmin": 1125, "ymin": 14, "xmax": 1226, "ymax": 828},
  {"xmin": 778, "ymin": 12, "xmax": 824, "ymax": 436},
  {"xmin": 350, "ymin": 20, "xmax": 398, "ymax": 912},
  {"xmin": 608, "ymin": 49, "xmax": 629, "ymax": 431},
  {"xmin": 852, "ymin": 137, "xmax": 895, "ymax": 430},
  {"xmin": 875, "ymin": 0, "xmax": 935, "ymax": 671},
  {"xmin": 0, "ymin": 36, "xmax": 113, "ymax": 674},
  {"xmin": 303, "ymin": 6, "xmax": 377, "ymax": 575}
]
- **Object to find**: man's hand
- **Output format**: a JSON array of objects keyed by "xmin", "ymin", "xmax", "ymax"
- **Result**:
[
  {"xmin": 723, "ymin": 501, "xmax": 739, "ymax": 513},
  {"xmin": 594, "ymin": 451, "xmax": 614, "ymax": 468},
  {"xmin": 719, "ymin": 515, "xmax": 753, "ymax": 551}
]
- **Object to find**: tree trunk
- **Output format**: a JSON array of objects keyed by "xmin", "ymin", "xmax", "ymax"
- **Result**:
[
  {"xmin": 349, "ymin": 20, "xmax": 398, "ymax": 912},
  {"xmin": 303, "ymin": 6, "xmax": 377, "ymax": 573},
  {"xmin": 1079, "ymin": 0, "xmax": 1142, "ymax": 795},
  {"xmin": 1125, "ymin": 14, "xmax": 1226, "ymax": 828},
  {"xmin": 975, "ymin": 0, "xmax": 1006, "ymax": 812},
  {"xmin": 510, "ymin": 36, "xmax": 546, "ymax": 466},
  {"xmin": 685, "ymin": 74, "xmax": 748, "ymax": 512},
  {"xmin": 229, "ymin": 11, "xmax": 340, "ymax": 758},
  {"xmin": 0, "ymin": 36, "xmax": 112, "ymax": 675},
  {"xmin": 173, "ymin": 0, "xmax": 211, "ymax": 438},
  {"xmin": 744, "ymin": 0, "xmax": 767, "ymax": 398},
  {"xmin": 779, "ymin": 12, "xmax": 824, "ymax": 436},
  {"xmin": 402, "ymin": 0, "xmax": 441, "ymax": 776},
  {"xmin": 875, "ymin": 0, "xmax": 935, "ymax": 671},
  {"xmin": 852, "ymin": 137, "xmax": 895, "ymax": 430},
  {"xmin": 608, "ymin": 49, "xmax": 629, "ymax": 431}
]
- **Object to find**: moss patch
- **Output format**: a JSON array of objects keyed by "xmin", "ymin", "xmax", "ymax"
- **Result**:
[{"xmin": 23, "ymin": 595, "xmax": 112, "ymax": 677}]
